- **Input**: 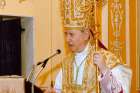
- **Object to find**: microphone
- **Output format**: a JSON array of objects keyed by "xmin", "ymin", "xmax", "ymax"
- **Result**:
[{"xmin": 37, "ymin": 49, "xmax": 61, "ymax": 67}]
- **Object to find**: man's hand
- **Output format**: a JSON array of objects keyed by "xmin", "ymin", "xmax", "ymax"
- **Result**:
[
  {"xmin": 44, "ymin": 87, "xmax": 56, "ymax": 93},
  {"xmin": 93, "ymin": 51, "xmax": 108, "ymax": 74}
]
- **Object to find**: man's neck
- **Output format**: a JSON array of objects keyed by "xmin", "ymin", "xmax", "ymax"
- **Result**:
[{"xmin": 75, "ymin": 42, "xmax": 89, "ymax": 54}]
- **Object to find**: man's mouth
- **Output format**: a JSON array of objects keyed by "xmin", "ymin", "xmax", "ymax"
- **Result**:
[{"xmin": 68, "ymin": 44, "xmax": 73, "ymax": 47}]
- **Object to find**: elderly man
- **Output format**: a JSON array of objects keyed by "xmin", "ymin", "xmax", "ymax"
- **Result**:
[
  {"xmin": 45, "ymin": 0, "xmax": 132, "ymax": 93},
  {"xmin": 53, "ymin": 28, "xmax": 131, "ymax": 93}
]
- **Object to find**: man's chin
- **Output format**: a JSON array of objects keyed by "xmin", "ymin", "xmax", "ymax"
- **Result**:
[{"xmin": 69, "ymin": 47, "xmax": 76, "ymax": 52}]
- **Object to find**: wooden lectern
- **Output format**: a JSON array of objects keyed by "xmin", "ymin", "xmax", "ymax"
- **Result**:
[{"xmin": 0, "ymin": 76, "xmax": 43, "ymax": 93}]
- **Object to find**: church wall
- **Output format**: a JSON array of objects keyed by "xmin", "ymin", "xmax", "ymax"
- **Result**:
[
  {"xmin": 0, "ymin": 0, "xmax": 33, "ymax": 16},
  {"xmin": 129, "ymin": 0, "xmax": 137, "ymax": 93},
  {"xmin": 0, "ymin": 0, "xmax": 138, "ymax": 92},
  {"xmin": 34, "ymin": 0, "xmax": 65, "ymax": 88},
  {"xmin": 0, "ymin": 0, "xmax": 65, "ymax": 88},
  {"xmin": 137, "ymin": 0, "xmax": 140, "ymax": 91}
]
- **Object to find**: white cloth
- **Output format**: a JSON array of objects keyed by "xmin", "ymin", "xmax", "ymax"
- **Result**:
[
  {"xmin": 98, "ymin": 65, "xmax": 132, "ymax": 93},
  {"xmin": 54, "ymin": 69, "xmax": 62, "ymax": 92},
  {"xmin": 73, "ymin": 43, "xmax": 89, "ymax": 84}
]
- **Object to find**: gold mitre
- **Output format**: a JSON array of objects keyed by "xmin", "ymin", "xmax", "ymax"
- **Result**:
[{"xmin": 60, "ymin": 0, "xmax": 96, "ymax": 31}]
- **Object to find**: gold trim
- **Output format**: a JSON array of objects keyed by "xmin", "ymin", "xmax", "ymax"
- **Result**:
[
  {"xmin": 137, "ymin": 0, "xmax": 140, "ymax": 89},
  {"xmin": 19, "ymin": 0, "xmax": 26, "ymax": 3},
  {"xmin": 64, "ymin": 27, "xmax": 82, "ymax": 31}
]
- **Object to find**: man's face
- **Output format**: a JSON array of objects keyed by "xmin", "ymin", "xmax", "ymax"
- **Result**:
[{"xmin": 64, "ymin": 30, "xmax": 89, "ymax": 52}]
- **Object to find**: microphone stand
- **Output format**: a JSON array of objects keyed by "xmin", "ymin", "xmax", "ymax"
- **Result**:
[
  {"xmin": 26, "ymin": 64, "xmax": 36, "ymax": 93},
  {"xmin": 26, "ymin": 49, "xmax": 61, "ymax": 93},
  {"xmin": 32, "ymin": 66, "xmax": 44, "ymax": 93},
  {"xmin": 27, "ymin": 64, "xmax": 35, "ymax": 82},
  {"xmin": 26, "ymin": 62, "xmax": 48, "ymax": 93}
]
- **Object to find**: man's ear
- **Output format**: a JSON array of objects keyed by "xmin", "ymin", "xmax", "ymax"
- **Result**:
[{"xmin": 84, "ymin": 29, "xmax": 90, "ymax": 40}]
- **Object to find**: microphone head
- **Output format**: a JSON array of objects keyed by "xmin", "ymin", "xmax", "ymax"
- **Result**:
[{"xmin": 57, "ymin": 49, "xmax": 61, "ymax": 54}]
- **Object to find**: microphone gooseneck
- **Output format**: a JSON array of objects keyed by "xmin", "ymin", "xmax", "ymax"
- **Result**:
[{"xmin": 37, "ymin": 49, "xmax": 61, "ymax": 67}]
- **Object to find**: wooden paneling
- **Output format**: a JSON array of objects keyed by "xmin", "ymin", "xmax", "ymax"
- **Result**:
[{"xmin": 130, "ymin": 0, "xmax": 137, "ymax": 93}]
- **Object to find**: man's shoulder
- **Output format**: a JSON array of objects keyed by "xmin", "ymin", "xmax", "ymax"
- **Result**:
[
  {"xmin": 99, "ymin": 48, "xmax": 121, "ymax": 69},
  {"xmin": 61, "ymin": 53, "xmax": 74, "ymax": 65}
]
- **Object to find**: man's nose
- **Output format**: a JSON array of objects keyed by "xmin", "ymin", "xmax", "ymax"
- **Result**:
[{"xmin": 66, "ymin": 35, "xmax": 71, "ymax": 42}]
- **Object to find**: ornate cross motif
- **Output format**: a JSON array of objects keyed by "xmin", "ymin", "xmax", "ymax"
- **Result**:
[
  {"xmin": 19, "ymin": 0, "xmax": 27, "ymax": 3},
  {"xmin": 0, "ymin": 0, "xmax": 27, "ymax": 9},
  {"xmin": 109, "ymin": 0, "xmax": 125, "ymax": 62},
  {"xmin": 0, "ymin": 0, "xmax": 6, "ymax": 9}
]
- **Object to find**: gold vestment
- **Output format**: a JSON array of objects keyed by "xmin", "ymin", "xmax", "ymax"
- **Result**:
[{"xmin": 61, "ymin": 44, "xmax": 120, "ymax": 93}]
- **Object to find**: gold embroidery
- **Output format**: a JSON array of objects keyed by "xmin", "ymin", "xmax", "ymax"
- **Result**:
[{"xmin": 61, "ymin": 44, "xmax": 120, "ymax": 93}]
